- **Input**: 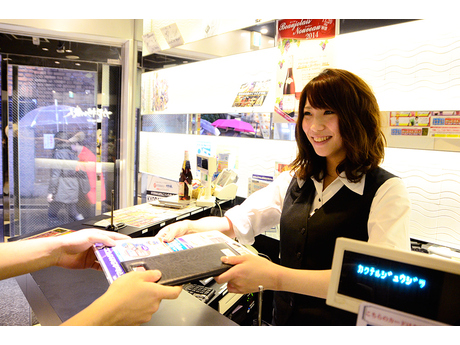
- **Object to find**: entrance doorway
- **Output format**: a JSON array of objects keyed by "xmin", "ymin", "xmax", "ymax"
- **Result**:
[{"xmin": 0, "ymin": 34, "xmax": 122, "ymax": 240}]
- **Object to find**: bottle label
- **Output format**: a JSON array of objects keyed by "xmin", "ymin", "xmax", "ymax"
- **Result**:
[
  {"xmin": 283, "ymin": 94, "xmax": 296, "ymax": 115},
  {"xmin": 179, "ymin": 182, "xmax": 185, "ymax": 196}
]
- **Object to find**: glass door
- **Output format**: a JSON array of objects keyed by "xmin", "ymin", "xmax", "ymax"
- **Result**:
[{"xmin": 1, "ymin": 49, "xmax": 121, "ymax": 239}]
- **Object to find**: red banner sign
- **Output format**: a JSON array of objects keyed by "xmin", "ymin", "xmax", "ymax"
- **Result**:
[{"xmin": 277, "ymin": 19, "xmax": 336, "ymax": 40}]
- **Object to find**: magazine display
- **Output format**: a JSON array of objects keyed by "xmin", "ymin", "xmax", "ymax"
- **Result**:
[{"xmin": 94, "ymin": 230, "xmax": 253, "ymax": 284}]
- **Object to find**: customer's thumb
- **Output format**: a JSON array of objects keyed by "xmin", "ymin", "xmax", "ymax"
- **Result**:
[{"xmin": 142, "ymin": 269, "xmax": 162, "ymax": 283}]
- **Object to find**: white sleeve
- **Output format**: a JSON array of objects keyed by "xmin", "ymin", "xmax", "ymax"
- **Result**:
[
  {"xmin": 368, "ymin": 177, "xmax": 411, "ymax": 251},
  {"xmin": 225, "ymin": 171, "xmax": 293, "ymax": 245}
]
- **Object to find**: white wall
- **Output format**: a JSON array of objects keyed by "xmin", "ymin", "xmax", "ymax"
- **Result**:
[
  {"xmin": 335, "ymin": 19, "xmax": 460, "ymax": 153},
  {"xmin": 382, "ymin": 148, "xmax": 460, "ymax": 250},
  {"xmin": 140, "ymin": 19, "xmax": 460, "ymax": 250}
]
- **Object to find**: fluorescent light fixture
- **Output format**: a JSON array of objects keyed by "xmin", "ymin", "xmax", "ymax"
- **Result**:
[{"xmin": 250, "ymin": 31, "xmax": 261, "ymax": 50}]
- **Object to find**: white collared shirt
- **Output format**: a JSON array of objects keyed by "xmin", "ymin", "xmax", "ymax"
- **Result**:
[{"xmin": 225, "ymin": 170, "xmax": 411, "ymax": 251}]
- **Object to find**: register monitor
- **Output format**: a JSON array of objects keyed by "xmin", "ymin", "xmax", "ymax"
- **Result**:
[{"xmin": 326, "ymin": 237, "xmax": 460, "ymax": 325}]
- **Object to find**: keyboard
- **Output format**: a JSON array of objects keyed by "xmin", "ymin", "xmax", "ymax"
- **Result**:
[{"xmin": 184, "ymin": 283, "xmax": 216, "ymax": 304}]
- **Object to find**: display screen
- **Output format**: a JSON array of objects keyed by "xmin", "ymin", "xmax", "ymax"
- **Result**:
[
  {"xmin": 338, "ymin": 250, "xmax": 460, "ymax": 325},
  {"xmin": 197, "ymin": 156, "xmax": 208, "ymax": 171}
]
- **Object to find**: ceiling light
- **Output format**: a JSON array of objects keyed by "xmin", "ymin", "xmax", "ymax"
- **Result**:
[
  {"xmin": 66, "ymin": 42, "xmax": 72, "ymax": 54},
  {"xmin": 42, "ymin": 47, "xmax": 49, "ymax": 51},
  {"xmin": 57, "ymin": 41, "xmax": 65, "ymax": 53},
  {"xmin": 66, "ymin": 55, "xmax": 80, "ymax": 60},
  {"xmin": 261, "ymin": 28, "xmax": 268, "ymax": 34},
  {"xmin": 250, "ymin": 32, "xmax": 262, "ymax": 50}
]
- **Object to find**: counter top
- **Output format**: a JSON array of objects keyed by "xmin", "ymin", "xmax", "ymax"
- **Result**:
[{"xmin": 17, "ymin": 266, "xmax": 236, "ymax": 326}]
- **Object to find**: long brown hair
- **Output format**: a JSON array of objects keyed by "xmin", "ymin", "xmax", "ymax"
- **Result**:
[{"xmin": 291, "ymin": 68, "xmax": 385, "ymax": 182}]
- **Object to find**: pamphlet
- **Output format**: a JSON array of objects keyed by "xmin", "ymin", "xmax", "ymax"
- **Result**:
[
  {"xmin": 248, "ymin": 174, "xmax": 273, "ymax": 196},
  {"xmin": 94, "ymin": 230, "xmax": 253, "ymax": 284},
  {"xmin": 87, "ymin": 203, "xmax": 201, "ymax": 229}
]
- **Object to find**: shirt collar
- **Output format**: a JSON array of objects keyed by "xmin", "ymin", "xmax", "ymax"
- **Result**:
[
  {"xmin": 337, "ymin": 172, "xmax": 365, "ymax": 195},
  {"xmin": 296, "ymin": 172, "xmax": 366, "ymax": 196}
]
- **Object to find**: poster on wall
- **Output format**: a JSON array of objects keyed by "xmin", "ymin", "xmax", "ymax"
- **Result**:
[
  {"xmin": 141, "ymin": 71, "xmax": 169, "ymax": 114},
  {"xmin": 387, "ymin": 110, "xmax": 460, "ymax": 138},
  {"xmin": 160, "ymin": 23, "xmax": 185, "ymax": 48},
  {"xmin": 232, "ymin": 80, "xmax": 271, "ymax": 108},
  {"xmin": 143, "ymin": 31, "xmax": 162, "ymax": 54},
  {"xmin": 275, "ymin": 19, "xmax": 336, "ymax": 123},
  {"xmin": 430, "ymin": 111, "xmax": 460, "ymax": 138},
  {"xmin": 389, "ymin": 111, "xmax": 430, "ymax": 137}
]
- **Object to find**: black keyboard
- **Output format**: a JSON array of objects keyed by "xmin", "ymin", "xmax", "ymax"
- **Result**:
[{"xmin": 184, "ymin": 283, "xmax": 215, "ymax": 304}]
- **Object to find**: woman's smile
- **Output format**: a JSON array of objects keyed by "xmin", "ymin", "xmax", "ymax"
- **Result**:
[{"xmin": 312, "ymin": 136, "xmax": 332, "ymax": 143}]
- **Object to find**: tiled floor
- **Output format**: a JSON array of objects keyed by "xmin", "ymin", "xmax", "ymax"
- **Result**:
[{"xmin": 0, "ymin": 277, "xmax": 38, "ymax": 326}]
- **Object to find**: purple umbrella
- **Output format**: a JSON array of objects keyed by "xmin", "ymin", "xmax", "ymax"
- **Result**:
[
  {"xmin": 212, "ymin": 119, "xmax": 255, "ymax": 132},
  {"xmin": 19, "ymin": 105, "xmax": 92, "ymax": 131},
  {"xmin": 200, "ymin": 119, "xmax": 220, "ymax": 135}
]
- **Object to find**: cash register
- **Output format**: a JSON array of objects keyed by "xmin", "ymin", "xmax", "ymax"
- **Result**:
[{"xmin": 326, "ymin": 237, "xmax": 460, "ymax": 325}]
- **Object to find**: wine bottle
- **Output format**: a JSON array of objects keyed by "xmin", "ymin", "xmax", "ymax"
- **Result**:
[
  {"xmin": 179, "ymin": 150, "xmax": 193, "ymax": 200},
  {"xmin": 283, "ymin": 55, "xmax": 296, "ymax": 117}
]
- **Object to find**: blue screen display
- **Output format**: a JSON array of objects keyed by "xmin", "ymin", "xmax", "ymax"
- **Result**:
[{"xmin": 356, "ymin": 264, "xmax": 427, "ymax": 289}]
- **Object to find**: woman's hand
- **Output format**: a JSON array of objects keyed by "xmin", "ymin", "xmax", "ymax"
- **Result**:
[
  {"xmin": 53, "ymin": 228, "xmax": 130, "ymax": 270},
  {"xmin": 155, "ymin": 216, "xmax": 235, "ymax": 243},
  {"xmin": 216, "ymin": 254, "xmax": 332, "ymax": 300},
  {"xmin": 214, "ymin": 254, "xmax": 281, "ymax": 294},
  {"xmin": 155, "ymin": 220, "xmax": 193, "ymax": 242}
]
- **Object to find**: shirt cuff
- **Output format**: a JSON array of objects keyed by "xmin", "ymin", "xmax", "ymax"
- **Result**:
[{"xmin": 225, "ymin": 206, "xmax": 256, "ymax": 245}]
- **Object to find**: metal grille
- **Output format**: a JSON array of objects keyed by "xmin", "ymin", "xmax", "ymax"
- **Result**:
[{"xmin": 141, "ymin": 113, "xmax": 188, "ymax": 134}]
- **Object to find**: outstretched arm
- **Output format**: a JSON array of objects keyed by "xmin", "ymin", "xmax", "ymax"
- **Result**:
[
  {"xmin": 0, "ymin": 229, "xmax": 129, "ymax": 281},
  {"xmin": 215, "ymin": 254, "xmax": 331, "ymax": 299},
  {"xmin": 156, "ymin": 216, "xmax": 235, "ymax": 242},
  {"xmin": 0, "ymin": 229, "xmax": 183, "ymax": 326}
]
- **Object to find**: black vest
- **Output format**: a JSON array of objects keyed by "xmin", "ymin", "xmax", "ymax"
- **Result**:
[{"xmin": 273, "ymin": 167, "xmax": 396, "ymax": 325}]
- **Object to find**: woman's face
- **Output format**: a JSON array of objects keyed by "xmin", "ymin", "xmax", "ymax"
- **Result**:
[{"xmin": 302, "ymin": 100, "xmax": 346, "ymax": 168}]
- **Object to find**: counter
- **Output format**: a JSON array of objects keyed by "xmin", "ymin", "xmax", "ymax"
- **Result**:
[
  {"xmin": 12, "ymin": 201, "xmax": 238, "ymax": 326},
  {"xmin": 16, "ymin": 266, "xmax": 236, "ymax": 326}
]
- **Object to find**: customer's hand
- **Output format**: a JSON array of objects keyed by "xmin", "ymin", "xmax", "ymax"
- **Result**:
[
  {"xmin": 155, "ymin": 220, "xmax": 193, "ymax": 242},
  {"xmin": 62, "ymin": 270, "xmax": 182, "ymax": 326},
  {"xmin": 53, "ymin": 228, "xmax": 130, "ymax": 270}
]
